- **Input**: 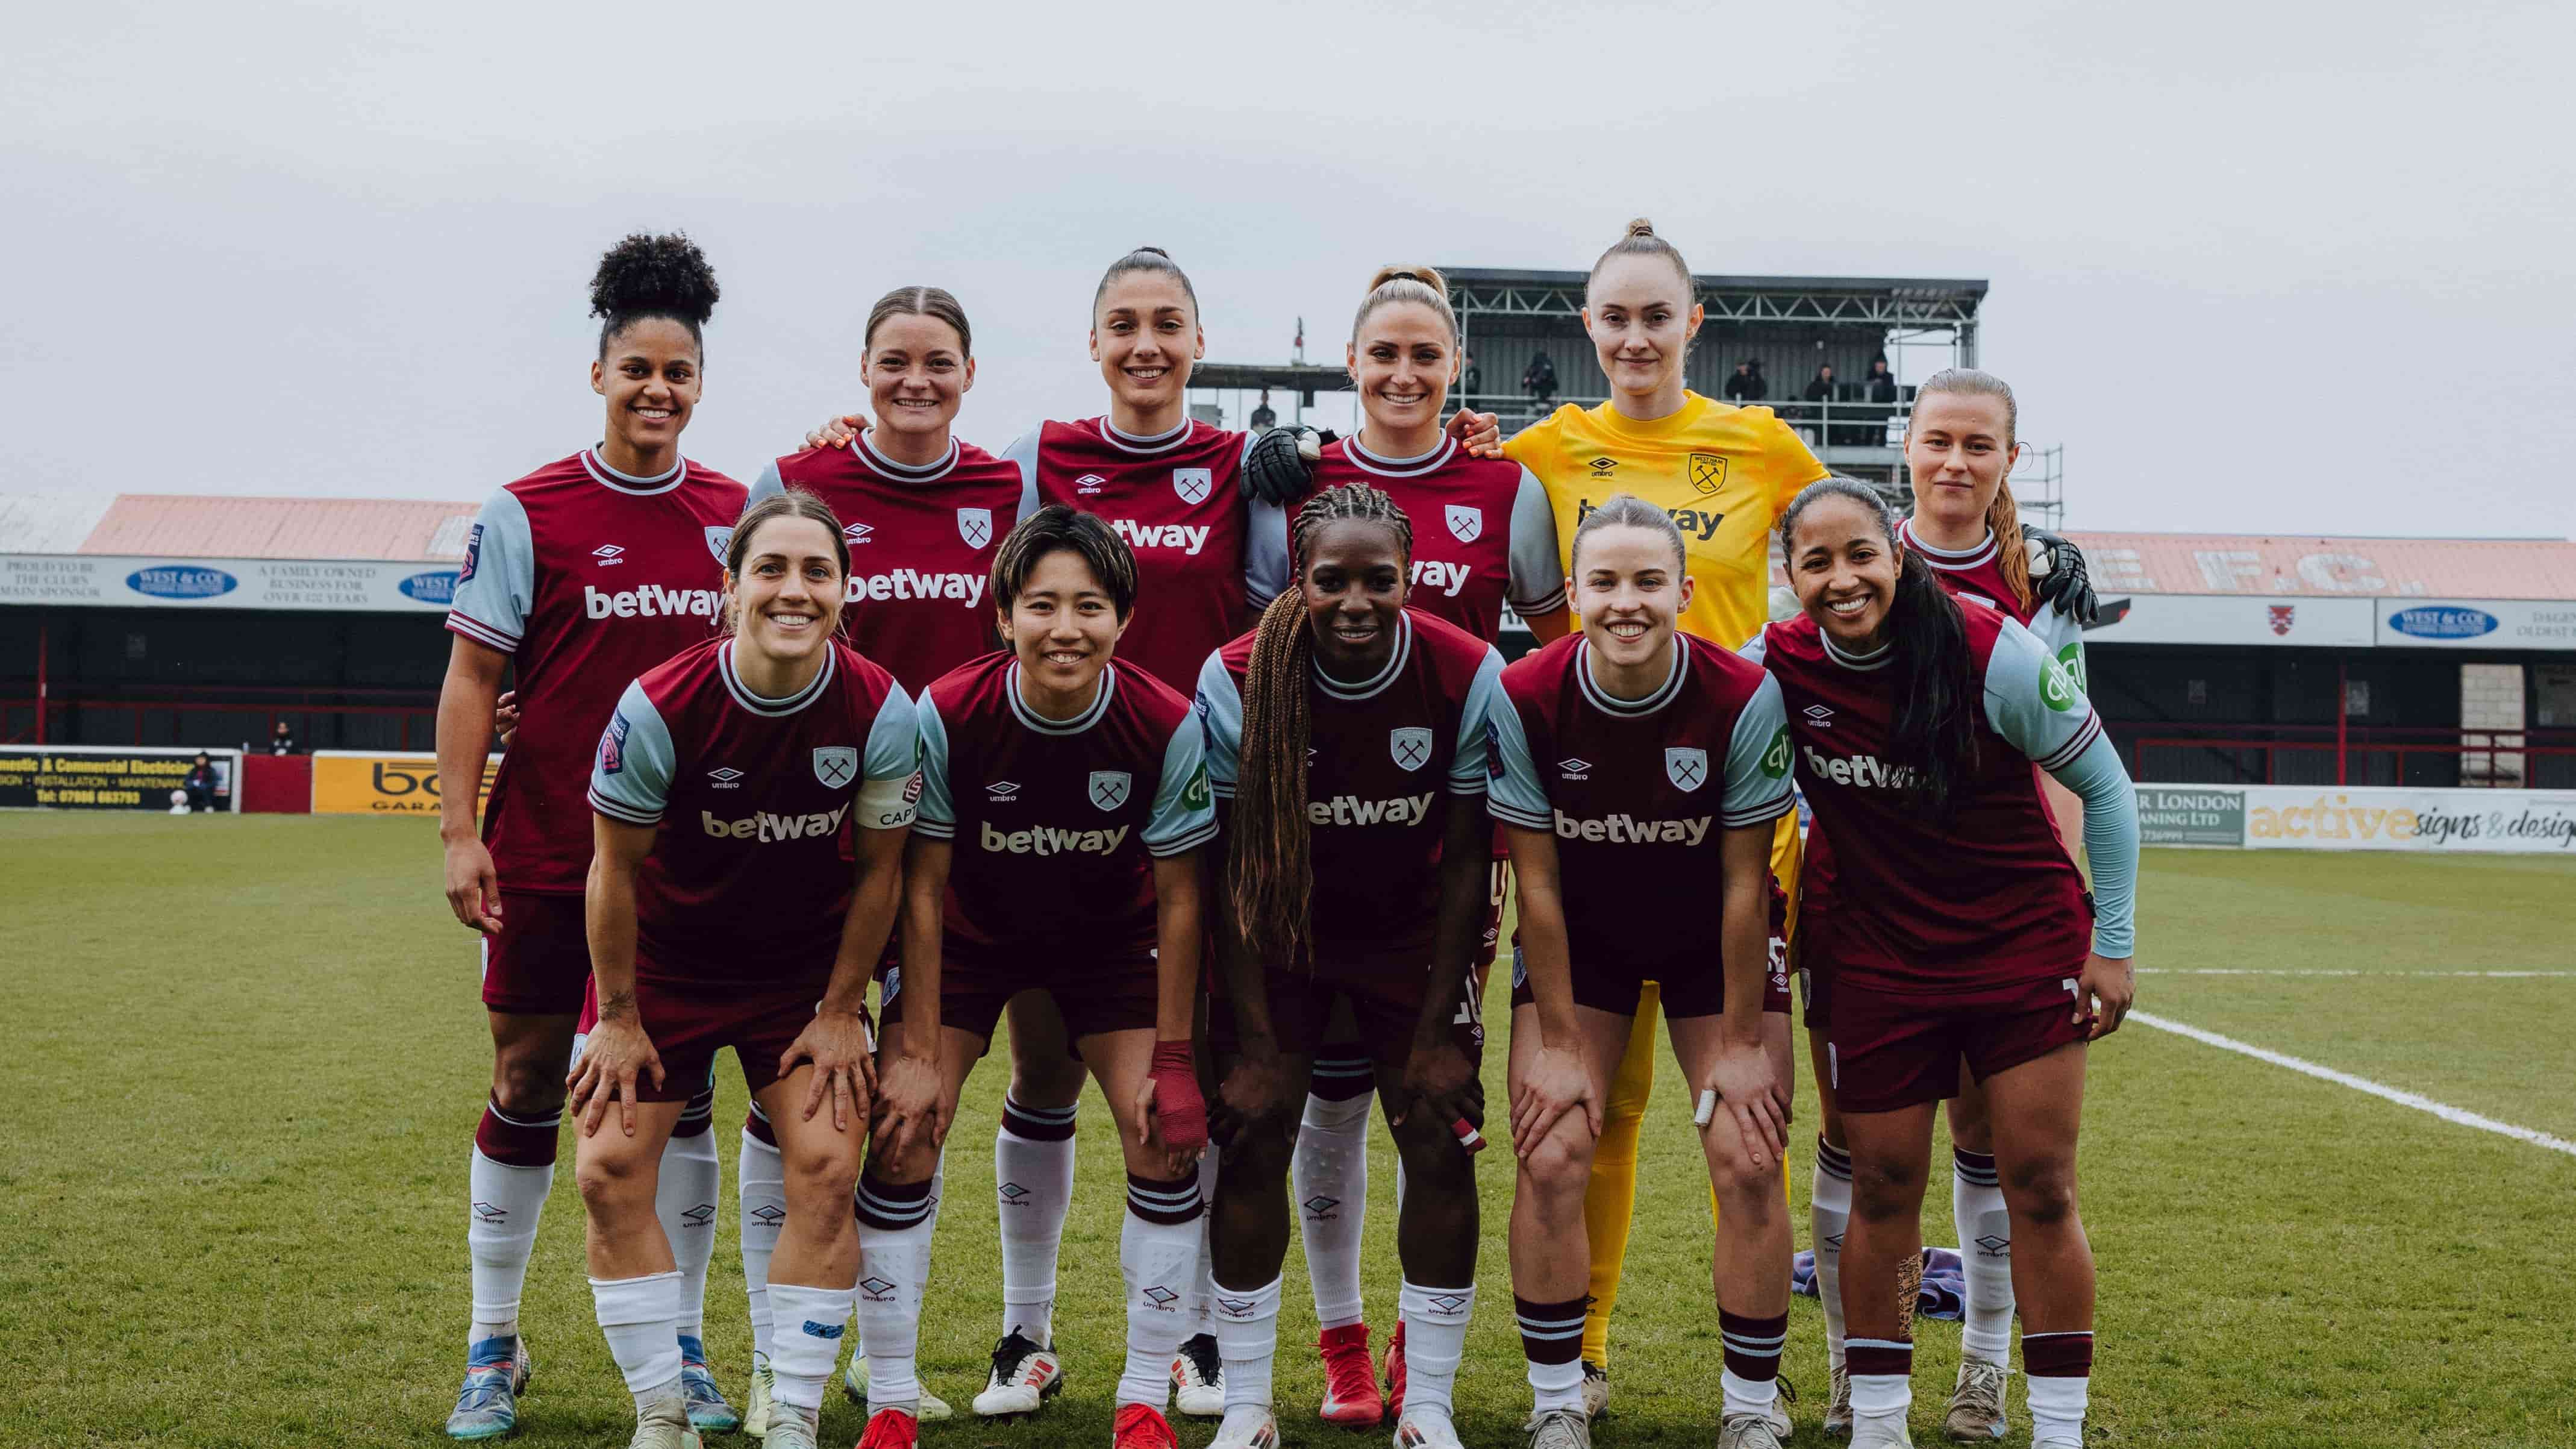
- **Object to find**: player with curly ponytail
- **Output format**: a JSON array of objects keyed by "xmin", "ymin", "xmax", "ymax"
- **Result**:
[
  {"xmin": 436, "ymin": 233, "xmax": 751, "ymax": 1442},
  {"xmin": 1193, "ymin": 484, "xmax": 1510, "ymax": 1449}
]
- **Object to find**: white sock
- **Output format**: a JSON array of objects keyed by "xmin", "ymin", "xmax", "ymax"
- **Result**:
[
  {"xmin": 1293, "ymin": 1089, "xmax": 1372, "ymax": 1330},
  {"xmin": 467, "ymin": 1149, "xmax": 553, "ymax": 1345},
  {"xmin": 1187, "ymin": 1146, "xmax": 1221, "ymax": 1339},
  {"xmin": 1812, "ymin": 1139, "xmax": 1853, "ymax": 1370},
  {"xmin": 1952, "ymin": 1148, "xmax": 2013, "ymax": 1367},
  {"xmin": 1118, "ymin": 1173, "xmax": 1205, "ymax": 1407},
  {"xmin": 995, "ymin": 1111, "xmax": 1075, "ymax": 1344},
  {"xmin": 1529, "ymin": 1356, "xmax": 1584, "ymax": 1415},
  {"xmin": 659, "ymin": 1126, "xmax": 721, "ymax": 1343},
  {"xmin": 1211, "ymin": 1274, "xmax": 1282, "ymax": 1428},
  {"xmin": 738, "ymin": 1119, "xmax": 787, "ymax": 1358},
  {"xmin": 1723, "ymin": 1369, "xmax": 1780, "ymax": 1415},
  {"xmin": 767, "ymin": 1281, "xmax": 857, "ymax": 1412},
  {"xmin": 1397, "ymin": 1280, "xmax": 1474, "ymax": 1421},
  {"xmin": 855, "ymin": 1174, "xmax": 936, "ymax": 1409},
  {"xmin": 2028, "ymin": 1372, "xmax": 2090, "ymax": 1447},
  {"xmin": 592, "ymin": 1270, "xmax": 685, "ymax": 1404},
  {"xmin": 1850, "ymin": 1370, "xmax": 1912, "ymax": 1423}
]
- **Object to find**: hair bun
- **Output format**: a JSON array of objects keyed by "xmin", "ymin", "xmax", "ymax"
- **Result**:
[
  {"xmin": 590, "ymin": 232, "xmax": 719, "ymax": 325},
  {"xmin": 1135, "ymin": 246, "xmax": 1171, "ymax": 259},
  {"xmin": 1625, "ymin": 216, "xmax": 1657, "ymax": 239},
  {"xmin": 1365, "ymin": 264, "xmax": 1449, "ymax": 296}
]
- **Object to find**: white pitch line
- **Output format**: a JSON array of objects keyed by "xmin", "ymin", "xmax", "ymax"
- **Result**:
[
  {"xmin": 2139, "ymin": 968, "xmax": 2574, "ymax": 978},
  {"xmin": 2130, "ymin": 1010, "xmax": 2576, "ymax": 1159}
]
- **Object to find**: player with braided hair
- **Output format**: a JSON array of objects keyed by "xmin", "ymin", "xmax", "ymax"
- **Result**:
[{"xmin": 1193, "ymin": 484, "xmax": 1510, "ymax": 1449}]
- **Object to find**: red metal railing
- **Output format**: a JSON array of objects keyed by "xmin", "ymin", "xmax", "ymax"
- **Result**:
[
  {"xmin": 2, "ymin": 694, "xmax": 439, "ymax": 750},
  {"xmin": 2110, "ymin": 722, "xmax": 2576, "ymax": 787}
]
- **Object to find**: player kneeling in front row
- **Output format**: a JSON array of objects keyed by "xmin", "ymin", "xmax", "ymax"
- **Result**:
[
  {"xmin": 1489, "ymin": 496, "xmax": 1801, "ymax": 1449},
  {"xmin": 574, "ymin": 492, "xmax": 923, "ymax": 1449},
  {"xmin": 1196, "ymin": 484, "xmax": 1505, "ymax": 1449},
  {"xmin": 852, "ymin": 505, "xmax": 1218, "ymax": 1449},
  {"xmin": 1752, "ymin": 480, "xmax": 2139, "ymax": 1449}
]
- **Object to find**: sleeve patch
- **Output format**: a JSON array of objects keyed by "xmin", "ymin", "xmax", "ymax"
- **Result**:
[
  {"xmin": 1181, "ymin": 761, "xmax": 1211, "ymax": 811},
  {"xmin": 2041, "ymin": 655, "xmax": 2080, "ymax": 713},
  {"xmin": 600, "ymin": 713, "xmax": 630, "ymax": 774},
  {"xmin": 458, "ymin": 524, "xmax": 483, "ymax": 582},
  {"xmin": 1760, "ymin": 724, "xmax": 1791, "ymax": 779}
]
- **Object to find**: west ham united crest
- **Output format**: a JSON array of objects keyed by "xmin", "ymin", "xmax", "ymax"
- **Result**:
[
  {"xmin": 1689, "ymin": 452, "xmax": 1727, "ymax": 496},
  {"xmin": 1445, "ymin": 504, "xmax": 1483, "ymax": 543},
  {"xmin": 956, "ymin": 507, "xmax": 993, "ymax": 548},
  {"xmin": 1172, "ymin": 468, "xmax": 1213, "ymax": 505},
  {"xmin": 1665, "ymin": 746, "xmax": 1708, "ymax": 792},
  {"xmin": 1390, "ymin": 727, "xmax": 1434, "ymax": 772},
  {"xmin": 704, "ymin": 525, "xmax": 734, "ymax": 563},
  {"xmin": 811, "ymin": 746, "xmax": 858, "ymax": 788},
  {"xmin": 1089, "ymin": 770, "xmax": 1133, "ymax": 810}
]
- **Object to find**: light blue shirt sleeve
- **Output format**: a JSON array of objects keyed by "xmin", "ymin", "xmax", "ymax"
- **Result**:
[
  {"xmin": 1983, "ymin": 618, "xmax": 2133, "ymax": 957},
  {"xmin": 1448, "ymin": 648, "xmax": 1507, "ymax": 796},
  {"xmin": 1483, "ymin": 686, "xmax": 1553, "ymax": 831},
  {"xmin": 1244, "ymin": 499, "xmax": 1290, "ymax": 609},
  {"xmin": 1002, "ymin": 428, "xmax": 1042, "ymax": 518},
  {"xmin": 1719, "ymin": 672, "xmax": 1796, "ymax": 827},
  {"xmin": 1192, "ymin": 652, "xmax": 1245, "ymax": 800},
  {"xmin": 745, "ymin": 460, "xmax": 786, "ymax": 509},
  {"xmin": 587, "ymin": 681, "xmax": 675, "ymax": 825},
  {"xmin": 909, "ymin": 692, "xmax": 955, "ymax": 839},
  {"xmin": 2054, "ymin": 733, "xmax": 2136, "ymax": 959},
  {"xmin": 446, "ymin": 486, "xmax": 535, "ymax": 653},
  {"xmin": 1736, "ymin": 631, "xmax": 1771, "ymax": 668},
  {"xmin": 1504, "ymin": 465, "xmax": 1568, "ymax": 615},
  {"xmin": 854, "ymin": 683, "xmax": 921, "ymax": 830},
  {"xmin": 1143, "ymin": 713, "xmax": 1219, "ymax": 856}
]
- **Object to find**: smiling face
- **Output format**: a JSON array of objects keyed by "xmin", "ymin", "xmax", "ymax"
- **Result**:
[
  {"xmin": 866, "ymin": 312, "xmax": 972, "ymax": 443},
  {"xmin": 1787, "ymin": 494, "xmax": 1902, "ymax": 650},
  {"xmin": 725, "ymin": 514, "xmax": 846, "ymax": 665},
  {"xmin": 1571, "ymin": 524, "xmax": 1694, "ymax": 670},
  {"xmin": 1090, "ymin": 273, "xmax": 1202, "ymax": 414},
  {"xmin": 590, "ymin": 316, "xmax": 702, "ymax": 454},
  {"xmin": 998, "ymin": 546, "xmax": 1127, "ymax": 697},
  {"xmin": 1348, "ymin": 301, "xmax": 1458, "ymax": 439},
  {"xmin": 1905, "ymin": 389, "xmax": 2019, "ymax": 535},
  {"xmin": 1300, "ymin": 518, "xmax": 1410, "ymax": 674},
  {"xmin": 1583, "ymin": 254, "xmax": 1701, "ymax": 407}
]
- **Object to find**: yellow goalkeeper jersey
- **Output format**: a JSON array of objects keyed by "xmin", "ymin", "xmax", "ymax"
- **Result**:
[{"xmin": 1505, "ymin": 392, "xmax": 1827, "ymax": 649}]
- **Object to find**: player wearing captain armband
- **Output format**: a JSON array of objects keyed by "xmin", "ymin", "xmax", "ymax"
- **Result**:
[
  {"xmin": 1748, "ymin": 480, "xmax": 2138, "ymax": 1449},
  {"xmin": 436, "ymin": 233, "xmax": 748, "ymax": 1442},
  {"xmin": 572, "ymin": 493, "xmax": 922, "ymax": 1449},
  {"xmin": 851, "ymin": 505, "xmax": 1218, "ymax": 1449},
  {"xmin": 1195, "ymin": 485, "xmax": 1508, "ymax": 1449},
  {"xmin": 1799, "ymin": 368, "xmax": 2099, "ymax": 1438},
  {"xmin": 1272, "ymin": 264, "xmax": 1572, "ymax": 1428},
  {"xmin": 1487, "ymin": 496, "xmax": 1800, "ymax": 1449}
]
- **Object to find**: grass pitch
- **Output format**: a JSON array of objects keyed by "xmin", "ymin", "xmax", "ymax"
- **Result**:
[{"xmin": 3, "ymin": 814, "xmax": 2572, "ymax": 1447}]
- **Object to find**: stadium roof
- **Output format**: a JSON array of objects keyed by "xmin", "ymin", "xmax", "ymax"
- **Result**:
[
  {"xmin": 2065, "ymin": 531, "xmax": 2576, "ymax": 600},
  {"xmin": 1440, "ymin": 266, "xmax": 1989, "ymax": 301},
  {"xmin": 2, "ymin": 493, "xmax": 471, "ymax": 562}
]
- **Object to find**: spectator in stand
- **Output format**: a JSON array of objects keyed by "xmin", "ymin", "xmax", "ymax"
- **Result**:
[
  {"xmin": 1804, "ymin": 364, "xmax": 1837, "ymax": 404},
  {"xmin": 1462, "ymin": 349, "xmax": 1482, "ymax": 398},
  {"xmin": 183, "ymin": 751, "xmax": 219, "ymax": 813},
  {"xmin": 1251, "ymin": 392, "xmax": 1278, "ymax": 433},
  {"xmin": 1801, "ymin": 364, "xmax": 1839, "ymax": 442},
  {"xmin": 269, "ymin": 720, "xmax": 298, "ymax": 755},
  {"xmin": 1865, "ymin": 359, "xmax": 1901, "ymax": 446},
  {"xmin": 1866, "ymin": 358, "xmax": 1897, "ymax": 402},
  {"xmin": 1524, "ymin": 350, "xmax": 1559, "ymax": 411},
  {"xmin": 1724, "ymin": 357, "xmax": 1768, "ymax": 402}
]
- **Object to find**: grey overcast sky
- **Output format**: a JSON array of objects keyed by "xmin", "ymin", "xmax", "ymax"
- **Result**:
[{"xmin": 4, "ymin": 1, "xmax": 2569, "ymax": 537}]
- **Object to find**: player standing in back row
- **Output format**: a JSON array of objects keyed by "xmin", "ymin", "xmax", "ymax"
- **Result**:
[
  {"xmin": 1752, "ymin": 479, "xmax": 2138, "ymax": 1449},
  {"xmin": 436, "ymin": 233, "xmax": 748, "ymax": 1441}
]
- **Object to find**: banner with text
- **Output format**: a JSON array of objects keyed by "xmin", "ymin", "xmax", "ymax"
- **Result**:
[
  {"xmin": 310, "ymin": 751, "xmax": 499, "ymax": 816},
  {"xmin": 2239, "ymin": 784, "xmax": 2576, "ymax": 853},
  {"xmin": 0, "ymin": 555, "xmax": 458, "ymax": 612},
  {"xmin": 0, "ymin": 745, "xmax": 240, "ymax": 811}
]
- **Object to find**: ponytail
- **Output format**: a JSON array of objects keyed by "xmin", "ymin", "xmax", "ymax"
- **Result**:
[
  {"xmin": 1984, "ymin": 481, "xmax": 2033, "ymax": 615},
  {"xmin": 1226, "ymin": 484, "xmax": 1415, "ymax": 971},
  {"xmin": 1779, "ymin": 478, "xmax": 1980, "ymax": 819}
]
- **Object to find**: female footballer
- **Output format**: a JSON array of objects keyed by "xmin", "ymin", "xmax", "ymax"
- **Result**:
[
  {"xmin": 1488, "ymin": 495, "xmax": 1799, "ymax": 1449},
  {"xmin": 1800, "ymin": 368, "xmax": 2094, "ymax": 1437},
  {"xmin": 848, "ymin": 505, "xmax": 1218, "ymax": 1449},
  {"xmin": 572, "ymin": 491, "xmax": 922, "ymax": 1449},
  {"xmin": 1285, "ymin": 264, "xmax": 1570, "ymax": 1427},
  {"xmin": 1751, "ymin": 479, "xmax": 2138, "ymax": 1449},
  {"xmin": 436, "ymin": 233, "xmax": 749, "ymax": 1440},
  {"xmin": 799, "ymin": 250, "xmax": 1498, "ymax": 1419},
  {"xmin": 1195, "ymin": 484, "xmax": 1508, "ymax": 1449}
]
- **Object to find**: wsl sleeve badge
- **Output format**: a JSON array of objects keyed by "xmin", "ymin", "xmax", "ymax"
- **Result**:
[{"xmin": 600, "ymin": 713, "xmax": 630, "ymax": 774}]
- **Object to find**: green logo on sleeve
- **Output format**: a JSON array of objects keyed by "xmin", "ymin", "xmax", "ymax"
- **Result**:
[
  {"xmin": 2040, "ymin": 655, "xmax": 2080, "ymax": 712},
  {"xmin": 1180, "ymin": 762, "xmax": 1212, "ymax": 811},
  {"xmin": 2057, "ymin": 642, "xmax": 2088, "ymax": 694},
  {"xmin": 1760, "ymin": 725, "xmax": 1792, "ymax": 778}
]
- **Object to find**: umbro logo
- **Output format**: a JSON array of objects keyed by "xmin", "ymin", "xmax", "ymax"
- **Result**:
[
  {"xmin": 708, "ymin": 766, "xmax": 743, "ymax": 789},
  {"xmin": 843, "ymin": 521, "xmax": 874, "ymax": 545},
  {"xmin": 1803, "ymin": 704, "xmax": 1834, "ymax": 728},
  {"xmin": 681, "ymin": 1203, "xmax": 716, "ymax": 1229},
  {"xmin": 1076, "ymin": 473, "xmax": 1107, "ymax": 495},
  {"xmin": 1216, "ymin": 1297, "xmax": 1258, "ymax": 1317},
  {"xmin": 1975, "ymin": 1234, "xmax": 2010, "ymax": 1257},
  {"xmin": 1142, "ymin": 1286, "xmax": 1181, "ymax": 1308},
  {"xmin": 1587, "ymin": 456, "xmax": 1616, "ymax": 474},
  {"xmin": 987, "ymin": 781, "xmax": 1021, "ymax": 801},
  {"xmin": 1302, "ymin": 1195, "xmax": 1340, "ymax": 1216},
  {"xmin": 592, "ymin": 544, "xmax": 625, "ymax": 566},
  {"xmin": 999, "ymin": 1182, "xmax": 1030, "ymax": 1203},
  {"xmin": 470, "ymin": 1201, "xmax": 507, "ymax": 1225},
  {"xmin": 860, "ymin": 1276, "xmax": 898, "ymax": 1297},
  {"xmin": 749, "ymin": 1204, "xmax": 786, "ymax": 1228},
  {"xmin": 1424, "ymin": 1293, "xmax": 1470, "ymax": 1316},
  {"xmin": 1558, "ymin": 758, "xmax": 1591, "ymax": 780}
]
